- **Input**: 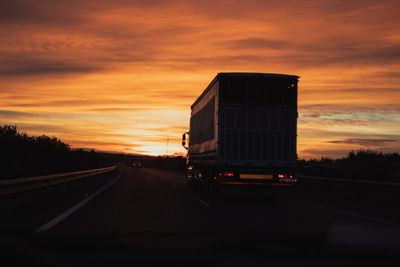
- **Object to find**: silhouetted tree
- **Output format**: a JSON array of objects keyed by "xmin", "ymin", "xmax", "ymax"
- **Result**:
[
  {"xmin": 0, "ymin": 124, "xmax": 104, "ymax": 179},
  {"xmin": 297, "ymin": 149, "xmax": 400, "ymax": 181}
]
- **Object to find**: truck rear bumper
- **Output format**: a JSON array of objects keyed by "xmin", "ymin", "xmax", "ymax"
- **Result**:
[
  {"xmin": 218, "ymin": 181, "xmax": 295, "ymax": 196},
  {"xmin": 220, "ymin": 181, "xmax": 293, "ymax": 186}
]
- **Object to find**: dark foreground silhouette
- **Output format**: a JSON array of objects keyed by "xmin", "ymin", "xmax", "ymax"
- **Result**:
[
  {"xmin": 297, "ymin": 150, "xmax": 400, "ymax": 182},
  {"xmin": 0, "ymin": 124, "xmax": 185, "ymax": 180},
  {"xmin": 1, "ymin": 124, "xmax": 398, "ymax": 181},
  {"xmin": 0, "ymin": 125, "xmax": 119, "ymax": 179}
]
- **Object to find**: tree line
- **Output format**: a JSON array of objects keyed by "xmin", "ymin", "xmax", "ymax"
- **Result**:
[
  {"xmin": 297, "ymin": 150, "xmax": 400, "ymax": 182},
  {"xmin": 0, "ymin": 125, "xmax": 118, "ymax": 179},
  {"xmin": 1, "ymin": 124, "xmax": 399, "ymax": 181}
]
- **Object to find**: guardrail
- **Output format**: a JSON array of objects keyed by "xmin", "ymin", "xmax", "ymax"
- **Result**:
[
  {"xmin": 0, "ymin": 166, "xmax": 117, "ymax": 197},
  {"xmin": 299, "ymin": 174, "xmax": 400, "ymax": 187}
]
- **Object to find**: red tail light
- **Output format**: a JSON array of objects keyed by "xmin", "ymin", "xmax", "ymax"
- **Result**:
[
  {"xmin": 219, "ymin": 172, "xmax": 234, "ymax": 177},
  {"xmin": 278, "ymin": 174, "xmax": 295, "ymax": 179}
]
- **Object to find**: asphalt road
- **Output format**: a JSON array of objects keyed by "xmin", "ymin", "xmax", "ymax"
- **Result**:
[
  {"xmin": 33, "ymin": 165, "xmax": 399, "ymax": 249},
  {"xmin": 52, "ymin": 166, "xmax": 325, "ymax": 234},
  {"xmin": 3, "ymin": 165, "xmax": 400, "ymax": 266}
]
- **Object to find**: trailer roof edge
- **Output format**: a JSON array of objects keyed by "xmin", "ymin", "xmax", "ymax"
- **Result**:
[{"xmin": 191, "ymin": 72, "xmax": 299, "ymax": 109}]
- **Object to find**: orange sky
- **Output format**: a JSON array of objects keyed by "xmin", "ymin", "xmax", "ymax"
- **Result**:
[{"xmin": 1, "ymin": 0, "xmax": 399, "ymax": 158}]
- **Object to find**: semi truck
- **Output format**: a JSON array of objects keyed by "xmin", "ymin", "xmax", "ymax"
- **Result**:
[{"xmin": 182, "ymin": 72, "xmax": 299, "ymax": 194}]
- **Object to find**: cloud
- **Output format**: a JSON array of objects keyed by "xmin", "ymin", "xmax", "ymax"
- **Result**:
[
  {"xmin": 1, "ymin": 0, "xmax": 400, "ymax": 157},
  {"xmin": 83, "ymin": 107, "xmax": 156, "ymax": 113},
  {"xmin": 374, "ymin": 72, "xmax": 400, "ymax": 79},
  {"xmin": 299, "ymin": 148, "xmax": 352, "ymax": 159},
  {"xmin": 300, "ymin": 104, "xmax": 400, "ymax": 118},
  {"xmin": 11, "ymin": 122, "xmax": 69, "ymax": 134},
  {"xmin": 327, "ymin": 138, "xmax": 398, "ymax": 146},
  {"xmin": 69, "ymin": 140, "xmax": 143, "ymax": 149},
  {"xmin": 0, "ymin": 110, "xmax": 43, "ymax": 118},
  {"xmin": 221, "ymin": 38, "xmax": 291, "ymax": 50},
  {"xmin": 1, "ymin": 0, "xmax": 400, "ymax": 78},
  {"xmin": 0, "ymin": 0, "xmax": 90, "ymax": 25},
  {"xmin": 0, "ymin": 55, "xmax": 104, "ymax": 76},
  {"xmin": 299, "ymin": 109, "xmax": 400, "ymax": 126}
]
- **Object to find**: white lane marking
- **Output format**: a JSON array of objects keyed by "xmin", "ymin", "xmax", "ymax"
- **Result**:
[
  {"xmin": 194, "ymin": 198, "xmax": 209, "ymax": 207},
  {"xmin": 36, "ymin": 170, "xmax": 124, "ymax": 233},
  {"xmin": 308, "ymin": 203, "xmax": 400, "ymax": 228}
]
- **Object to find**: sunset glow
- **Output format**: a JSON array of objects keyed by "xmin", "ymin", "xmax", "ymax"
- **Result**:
[{"xmin": 1, "ymin": 0, "xmax": 399, "ymax": 158}]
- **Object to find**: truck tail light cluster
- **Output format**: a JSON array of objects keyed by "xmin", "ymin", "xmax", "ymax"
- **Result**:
[
  {"xmin": 218, "ymin": 172, "xmax": 234, "ymax": 177},
  {"xmin": 278, "ymin": 174, "xmax": 294, "ymax": 179}
]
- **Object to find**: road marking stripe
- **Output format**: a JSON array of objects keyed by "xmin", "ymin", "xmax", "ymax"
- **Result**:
[
  {"xmin": 308, "ymin": 203, "xmax": 400, "ymax": 228},
  {"xmin": 36, "ymin": 170, "xmax": 124, "ymax": 233},
  {"xmin": 194, "ymin": 198, "xmax": 209, "ymax": 207}
]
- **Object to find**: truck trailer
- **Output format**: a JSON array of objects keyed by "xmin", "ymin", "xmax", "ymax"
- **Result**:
[{"xmin": 182, "ymin": 72, "xmax": 299, "ymax": 194}]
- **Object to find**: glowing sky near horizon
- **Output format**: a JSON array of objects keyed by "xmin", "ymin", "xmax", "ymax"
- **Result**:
[{"xmin": 1, "ymin": 0, "xmax": 399, "ymax": 158}]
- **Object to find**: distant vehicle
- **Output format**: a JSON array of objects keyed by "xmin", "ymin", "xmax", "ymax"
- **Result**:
[
  {"xmin": 182, "ymin": 72, "xmax": 299, "ymax": 194},
  {"xmin": 132, "ymin": 161, "xmax": 142, "ymax": 168}
]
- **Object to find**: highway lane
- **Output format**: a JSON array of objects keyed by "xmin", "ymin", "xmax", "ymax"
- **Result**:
[
  {"xmin": 42, "ymin": 165, "xmax": 400, "ymax": 252},
  {"xmin": 50, "ymin": 166, "xmax": 314, "ymax": 233},
  {"xmin": 3, "ymin": 165, "xmax": 400, "ymax": 266},
  {"xmin": 0, "ymin": 169, "xmax": 118, "ymax": 231},
  {"xmin": 52, "ymin": 166, "xmax": 213, "ymax": 234},
  {"xmin": 289, "ymin": 177, "xmax": 400, "ymax": 225}
]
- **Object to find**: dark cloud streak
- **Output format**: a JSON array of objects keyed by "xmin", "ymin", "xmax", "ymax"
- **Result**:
[
  {"xmin": 222, "ymin": 38, "xmax": 291, "ymax": 49},
  {"xmin": 327, "ymin": 138, "xmax": 398, "ymax": 146},
  {"xmin": 0, "ymin": 61, "xmax": 104, "ymax": 76},
  {"xmin": 0, "ymin": 0, "xmax": 92, "ymax": 25}
]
